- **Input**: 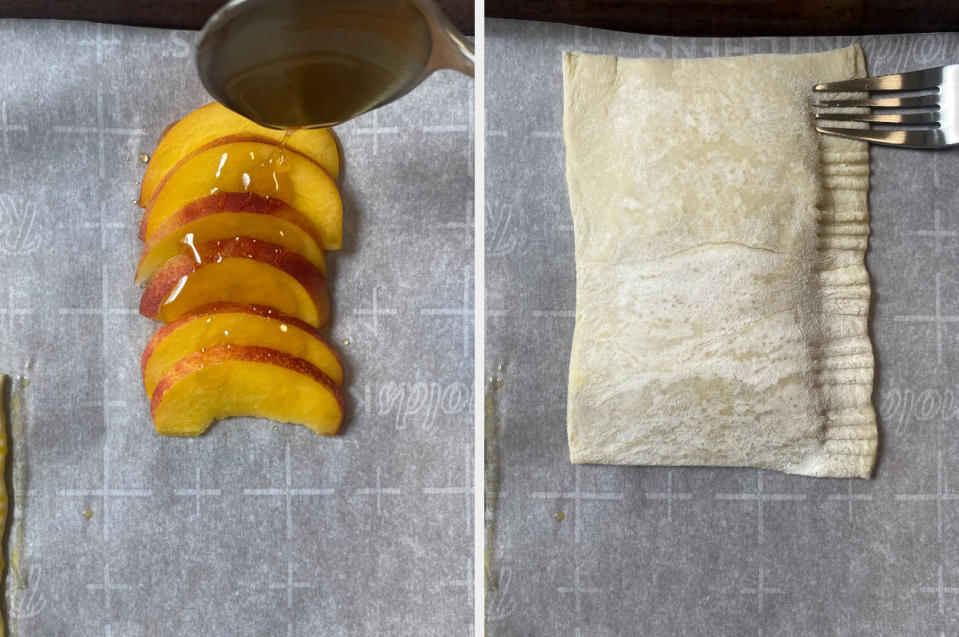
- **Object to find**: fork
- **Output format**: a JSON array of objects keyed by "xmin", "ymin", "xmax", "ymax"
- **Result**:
[{"xmin": 812, "ymin": 64, "xmax": 957, "ymax": 148}]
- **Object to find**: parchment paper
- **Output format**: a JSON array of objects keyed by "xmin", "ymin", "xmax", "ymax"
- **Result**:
[
  {"xmin": 0, "ymin": 19, "xmax": 473, "ymax": 636},
  {"xmin": 485, "ymin": 19, "xmax": 959, "ymax": 636}
]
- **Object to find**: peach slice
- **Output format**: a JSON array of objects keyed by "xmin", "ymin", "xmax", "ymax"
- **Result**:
[
  {"xmin": 139, "ymin": 237, "xmax": 330, "ymax": 327},
  {"xmin": 135, "ymin": 192, "xmax": 325, "ymax": 285},
  {"xmin": 141, "ymin": 303, "xmax": 343, "ymax": 399},
  {"xmin": 139, "ymin": 102, "xmax": 339, "ymax": 206},
  {"xmin": 140, "ymin": 141, "xmax": 342, "ymax": 250},
  {"xmin": 151, "ymin": 344, "xmax": 344, "ymax": 436}
]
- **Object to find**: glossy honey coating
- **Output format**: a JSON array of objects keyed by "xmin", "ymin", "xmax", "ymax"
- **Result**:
[{"xmin": 135, "ymin": 105, "xmax": 347, "ymax": 436}]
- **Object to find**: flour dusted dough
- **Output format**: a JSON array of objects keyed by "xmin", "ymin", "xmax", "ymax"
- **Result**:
[{"xmin": 563, "ymin": 46, "xmax": 877, "ymax": 478}]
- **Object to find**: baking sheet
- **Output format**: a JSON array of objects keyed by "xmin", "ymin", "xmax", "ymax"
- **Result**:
[
  {"xmin": 485, "ymin": 19, "xmax": 959, "ymax": 636},
  {"xmin": 0, "ymin": 19, "xmax": 473, "ymax": 636}
]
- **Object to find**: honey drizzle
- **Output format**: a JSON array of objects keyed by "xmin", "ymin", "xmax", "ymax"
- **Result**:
[
  {"xmin": 207, "ymin": 129, "xmax": 299, "ymax": 200},
  {"xmin": 269, "ymin": 128, "xmax": 297, "ymax": 178}
]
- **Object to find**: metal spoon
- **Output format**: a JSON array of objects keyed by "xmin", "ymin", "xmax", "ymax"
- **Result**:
[{"xmin": 196, "ymin": 0, "xmax": 474, "ymax": 130}]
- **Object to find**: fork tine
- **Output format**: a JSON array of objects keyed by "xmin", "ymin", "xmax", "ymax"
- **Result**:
[
  {"xmin": 815, "ymin": 126, "xmax": 944, "ymax": 147},
  {"xmin": 812, "ymin": 94, "xmax": 940, "ymax": 108},
  {"xmin": 813, "ymin": 66, "xmax": 944, "ymax": 92},
  {"xmin": 814, "ymin": 112, "xmax": 940, "ymax": 125}
]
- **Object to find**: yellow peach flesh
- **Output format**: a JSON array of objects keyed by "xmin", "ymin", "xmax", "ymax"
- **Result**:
[
  {"xmin": 136, "ymin": 211, "xmax": 325, "ymax": 285},
  {"xmin": 144, "ymin": 141, "xmax": 342, "ymax": 249},
  {"xmin": 139, "ymin": 102, "xmax": 339, "ymax": 206},
  {"xmin": 142, "ymin": 310, "xmax": 343, "ymax": 399},
  {"xmin": 158, "ymin": 258, "xmax": 323, "ymax": 327},
  {"xmin": 152, "ymin": 350, "xmax": 343, "ymax": 436}
]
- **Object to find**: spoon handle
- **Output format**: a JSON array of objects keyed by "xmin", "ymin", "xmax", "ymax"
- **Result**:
[{"xmin": 418, "ymin": 0, "xmax": 475, "ymax": 77}]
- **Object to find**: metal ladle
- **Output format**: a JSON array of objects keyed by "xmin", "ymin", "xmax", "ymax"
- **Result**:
[{"xmin": 196, "ymin": 0, "xmax": 474, "ymax": 129}]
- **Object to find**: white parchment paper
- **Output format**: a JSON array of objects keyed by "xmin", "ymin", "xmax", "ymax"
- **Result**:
[
  {"xmin": 0, "ymin": 19, "xmax": 473, "ymax": 637},
  {"xmin": 486, "ymin": 19, "xmax": 959, "ymax": 636}
]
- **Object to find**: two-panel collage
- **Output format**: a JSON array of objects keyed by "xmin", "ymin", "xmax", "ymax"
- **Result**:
[{"xmin": 0, "ymin": 0, "xmax": 956, "ymax": 634}]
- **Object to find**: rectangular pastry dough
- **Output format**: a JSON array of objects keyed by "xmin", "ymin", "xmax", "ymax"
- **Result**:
[{"xmin": 563, "ymin": 46, "xmax": 877, "ymax": 478}]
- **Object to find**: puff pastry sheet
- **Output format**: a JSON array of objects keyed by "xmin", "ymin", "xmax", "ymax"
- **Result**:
[{"xmin": 563, "ymin": 46, "xmax": 877, "ymax": 478}]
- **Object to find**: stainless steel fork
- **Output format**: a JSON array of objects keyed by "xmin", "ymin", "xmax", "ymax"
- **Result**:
[{"xmin": 812, "ymin": 64, "xmax": 958, "ymax": 148}]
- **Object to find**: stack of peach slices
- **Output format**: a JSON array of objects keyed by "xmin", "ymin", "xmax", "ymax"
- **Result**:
[{"xmin": 136, "ymin": 102, "xmax": 346, "ymax": 437}]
